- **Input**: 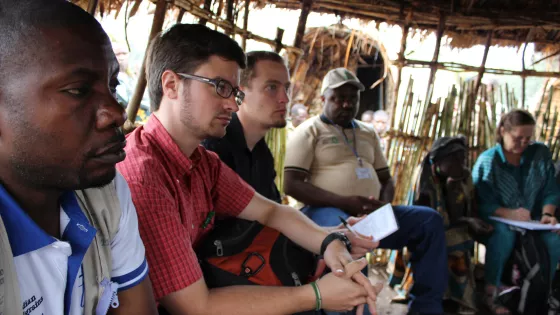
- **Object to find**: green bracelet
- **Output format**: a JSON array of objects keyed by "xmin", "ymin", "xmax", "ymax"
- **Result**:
[{"xmin": 310, "ymin": 281, "xmax": 322, "ymax": 311}]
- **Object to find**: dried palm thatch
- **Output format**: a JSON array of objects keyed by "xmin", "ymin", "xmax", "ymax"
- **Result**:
[
  {"xmin": 77, "ymin": 0, "xmax": 560, "ymax": 54},
  {"xmin": 290, "ymin": 24, "xmax": 394, "ymax": 115}
]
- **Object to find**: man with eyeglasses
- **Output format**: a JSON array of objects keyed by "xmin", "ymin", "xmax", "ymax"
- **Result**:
[
  {"xmin": 117, "ymin": 24, "xmax": 383, "ymax": 315},
  {"xmin": 283, "ymin": 68, "xmax": 448, "ymax": 315}
]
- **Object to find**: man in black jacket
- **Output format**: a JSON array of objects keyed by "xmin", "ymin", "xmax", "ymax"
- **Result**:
[{"xmin": 203, "ymin": 51, "xmax": 290, "ymax": 202}]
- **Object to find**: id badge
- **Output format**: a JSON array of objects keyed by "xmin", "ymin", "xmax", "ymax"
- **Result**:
[
  {"xmin": 96, "ymin": 278, "xmax": 119, "ymax": 315},
  {"xmin": 355, "ymin": 167, "xmax": 373, "ymax": 179}
]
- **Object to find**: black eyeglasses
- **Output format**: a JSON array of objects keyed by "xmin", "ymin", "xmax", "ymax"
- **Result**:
[{"xmin": 177, "ymin": 73, "xmax": 245, "ymax": 106}]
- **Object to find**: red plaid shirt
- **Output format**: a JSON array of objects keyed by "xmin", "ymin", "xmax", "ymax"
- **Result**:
[{"xmin": 117, "ymin": 115, "xmax": 255, "ymax": 301}]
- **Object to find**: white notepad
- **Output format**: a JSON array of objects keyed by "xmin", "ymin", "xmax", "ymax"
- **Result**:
[
  {"xmin": 351, "ymin": 203, "xmax": 399, "ymax": 241},
  {"xmin": 489, "ymin": 216, "xmax": 560, "ymax": 230}
]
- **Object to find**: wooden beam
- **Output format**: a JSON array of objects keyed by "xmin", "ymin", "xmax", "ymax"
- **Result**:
[
  {"xmin": 198, "ymin": 0, "xmax": 213, "ymax": 25},
  {"xmin": 399, "ymin": 59, "xmax": 560, "ymax": 78},
  {"xmin": 87, "ymin": 0, "xmax": 99, "ymax": 15},
  {"xmin": 424, "ymin": 12, "xmax": 445, "ymax": 106},
  {"xmin": 126, "ymin": 0, "xmax": 168, "ymax": 126},
  {"xmin": 274, "ymin": 28, "xmax": 285, "ymax": 53},
  {"xmin": 241, "ymin": 0, "xmax": 250, "ymax": 50},
  {"xmin": 474, "ymin": 31, "xmax": 492, "ymax": 99},
  {"xmin": 293, "ymin": 0, "xmax": 313, "ymax": 49}
]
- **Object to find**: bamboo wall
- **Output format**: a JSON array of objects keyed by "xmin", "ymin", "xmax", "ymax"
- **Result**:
[{"xmin": 387, "ymin": 76, "xmax": 520, "ymax": 205}]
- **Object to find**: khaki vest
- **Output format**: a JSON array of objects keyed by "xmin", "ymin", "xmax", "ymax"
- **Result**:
[{"xmin": 0, "ymin": 183, "xmax": 121, "ymax": 315}]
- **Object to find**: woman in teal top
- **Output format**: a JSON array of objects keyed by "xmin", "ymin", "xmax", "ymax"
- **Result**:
[{"xmin": 472, "ymin": 109, "xmax": 560, "ymax": 315}]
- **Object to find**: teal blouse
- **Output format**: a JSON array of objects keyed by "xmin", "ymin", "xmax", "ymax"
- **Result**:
[{"xmin": 472, "ymin": 142, "xmax": 560, "ymax": 221}]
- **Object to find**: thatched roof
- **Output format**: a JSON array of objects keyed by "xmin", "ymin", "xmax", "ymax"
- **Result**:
[
  {"xmin": 75, "ymin": 0, "xmax": 560, "ymax": 51},
  {"xmin": 267, "ymin": 0, "xmax": 560, "ymax": 50},
  {"xmin": 291, "ymin": 24, "xmax": 394, "ymax": 114}
]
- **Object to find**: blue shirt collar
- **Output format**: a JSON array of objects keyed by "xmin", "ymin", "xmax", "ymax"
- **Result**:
[
  {"xmin": 0, "ymin": 185, "xmax": 95, "ymax": 257},
  {"xmin": 495, "ymin": 143, "xmax": 530, "ymax": 166}
]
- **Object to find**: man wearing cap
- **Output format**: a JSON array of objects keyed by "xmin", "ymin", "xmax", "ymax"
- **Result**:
[{"xmin": 284, "ymin": 68, "xmax": 448, "ymax": 315}]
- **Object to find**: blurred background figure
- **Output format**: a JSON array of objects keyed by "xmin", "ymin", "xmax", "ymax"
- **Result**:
[
  {"xmin": 361, "ymin": 110, "xmax": 374, "ymax": 125},
  {"xmin": 112, "ymin": 41, "xmax": 151, "ymax": 122},
  {"xmin": 290, "ymin": 103, "xmax": 309, "ymax": 128},
  {"xmin": 373, "ymin": 109, "xmax": 390, "ymax": 136},
  {"xmin": 112, "ymin": 41, "xmax": 134, "ymax": 106}
]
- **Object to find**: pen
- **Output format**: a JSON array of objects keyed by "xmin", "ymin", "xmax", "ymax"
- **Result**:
[{"xmin": 338, "ymin": 216, "xmax": 359, "ymax": 236}]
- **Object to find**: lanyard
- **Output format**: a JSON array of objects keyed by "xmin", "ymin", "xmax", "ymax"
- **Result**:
[{"xmin": 324, "ymin": 117, "xmax": 362, "ymax": 166}]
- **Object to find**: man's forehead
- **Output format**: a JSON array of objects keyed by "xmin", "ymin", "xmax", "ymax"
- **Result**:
[
  {"xmin": 39, "ymin": 27, "xmax": 117, "ymax": 73},
  {"xmin": 254, "ymin": 60, "xmax": 289, "ymax": 80}
]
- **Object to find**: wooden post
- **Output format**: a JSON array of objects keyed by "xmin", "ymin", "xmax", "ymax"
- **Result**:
[
  {"xmin": 126, "ymin": 0, "xmax": 168, "ymax": 127},
  {"xmin": 522, "ymin": 41, "xmax": 529, "ymax": 109},
  {"xmin": 87, "ymin": 0, "xmax": 99, "ymax": 15},
  {"xmin": 176, "ymin": 8, "xmax": 186, "ymax": 23},
  {"xmin": 290, "ymin": 0, "xmax": 313, "ymax": 74},
  {"xmin": 226, "ymin": 0, "xmax": 235, "ymax": 35},
  {"xmin": 474, "ymin": 32, "xmax": 493, "ymax": 98},
  {"xmin": 241, "ymin": 0, "xmax": 250, "ymax": 50},
  {"xmin": 391, "ymin": 23, "xmax": 409, "ymax": 130},
  {"xmin": 293, "ymin": 0, "xmax": 313, "ymax": 49},
  {"xmin": 198, "ymin": 0, "xmax": 213, "ymax": 25},
  {"xmin": 274, "ymin": 28, "xmax": 285, "ymax": 53},
  {"xmin": 424, "ymin": 12, "xmax": 446, "ymax": 105}
]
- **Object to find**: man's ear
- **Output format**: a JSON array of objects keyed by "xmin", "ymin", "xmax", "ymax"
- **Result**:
[
  {"xmin": 320, "ymin": 95, "xmax": 325, "ymax": 102},
  {"xmin": 161, "ymin": 70, "xmax": 180, "ymax": 100}
]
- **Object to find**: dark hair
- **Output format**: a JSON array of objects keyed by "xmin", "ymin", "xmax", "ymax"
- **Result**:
[
  {"xmin": 0, "ymin": 0, "xmax": 102, "ymax": 86},
  {"xmin": 240, "ymin": 51, "xmax": 286, "ymax": 87},
  {"xmin": 496, "ymin": 109, "xmax": 536, "ymax": 144},
  {"xmin": 146, "ymin": 24, "xmax": 247, "ymax": 112}
]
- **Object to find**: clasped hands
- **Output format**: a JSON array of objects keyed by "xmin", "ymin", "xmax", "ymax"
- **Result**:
[{"xmin": 319, "ymin": 216, "xmax": 383, "ymax": 315}]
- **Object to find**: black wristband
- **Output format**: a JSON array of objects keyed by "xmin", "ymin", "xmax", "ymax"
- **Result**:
[
  {"xmin": 543, "ymin": 212, "xmax": 554, "ymax": 217},
  {"xmin": 320, "ymin": 232, "xmax": 351, "ymax": 256}
]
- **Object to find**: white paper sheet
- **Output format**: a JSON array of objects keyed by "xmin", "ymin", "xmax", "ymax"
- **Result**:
[
  {"xmin": 351, "ymin": 203, "xmax": 399, "ymax": 241},
  {"xmin": 489, "ymin": 216, "xmax": 560, "ymax": 230}
]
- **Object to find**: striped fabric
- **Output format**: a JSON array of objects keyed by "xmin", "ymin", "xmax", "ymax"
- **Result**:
[{"xmin": 472, "ymin": 142, "xmax": 560, "ymax": 221}]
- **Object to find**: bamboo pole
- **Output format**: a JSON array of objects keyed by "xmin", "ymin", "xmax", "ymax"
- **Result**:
[
  {"xmin": 87, "ymin": 0, "xmax": 99, "ymax": 15},
  {"xmin": 125, "ymin": 0, "xmax": 168, "ymax": 127},
  {"xmin": 521, "ymin": 41, "xmax": 529, "ymax": 109},
  {"xmin": 241, "ymin": 0, "xmax": 250, "ymax": 50},
  {"xmin": 398, "ymin": 59, "xmax": 560, "ymax": 78},
  {"xmin": 424, "ymin": 12, "xmax": 445, "ymax": 106},
  {"xmin": 474, "ymin": 32, "xmax": 492, "ymax": 98},
  {"xmin": 391, "ymin": 23, "xmax": 409, "ymax": 130}
]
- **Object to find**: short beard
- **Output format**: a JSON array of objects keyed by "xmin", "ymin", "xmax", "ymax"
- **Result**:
[
  {"xmin": 269, "ymin": 117, "xmax": 287, "ymax": 129},
  {"xmin": 179, "ymin": 92, "xmax": 207, "ymax": 140},
  {"xmin": 272, "ymin": 120, "xmax": 287, "ymax": 128},
  {"xmin": 7, "ymin": 114, "xmax": 115, "ymax": 191}
]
